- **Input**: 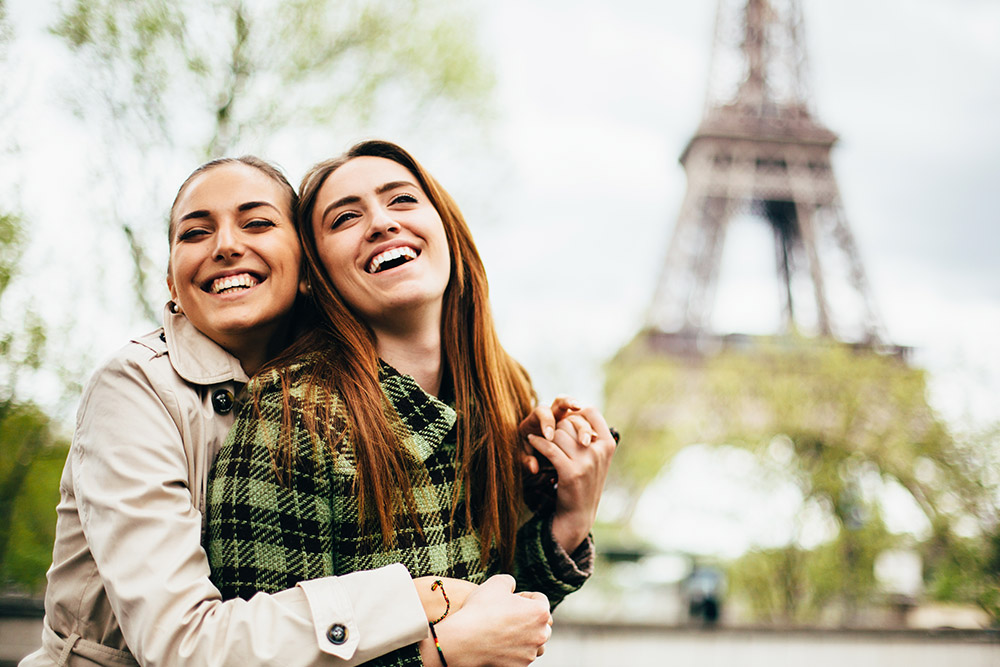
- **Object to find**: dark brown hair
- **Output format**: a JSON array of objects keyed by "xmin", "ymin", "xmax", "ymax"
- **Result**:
[{"xmin": 267, "ymin": 140, "xmax": 534, "ymax": 568}]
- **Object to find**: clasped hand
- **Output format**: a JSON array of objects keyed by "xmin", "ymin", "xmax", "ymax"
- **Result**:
[{"xmin": 519, "ymin": 397, "xmax": 617, "ymax": 552}]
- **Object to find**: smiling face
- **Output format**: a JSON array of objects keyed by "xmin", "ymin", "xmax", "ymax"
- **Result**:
[
  {"xmin": 167, "ymin": 162, "xmax": 302, "ymax": 363},
  {"xmin": 311, "ymin": 156, "xmax": 451, "ymax": 332}
]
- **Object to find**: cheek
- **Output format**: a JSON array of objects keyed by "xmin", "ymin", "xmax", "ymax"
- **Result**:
[
  {"xmin": 318, "ymin": 240, "xmax": 354, "ymax": 282},
  {"xmin": 168, "ymin": 252, "xmax": 192, "ymax": 289}
]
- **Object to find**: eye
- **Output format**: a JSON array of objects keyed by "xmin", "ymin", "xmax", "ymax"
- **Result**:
[
  {"xmin": 390, "ymin": 193, "xmax": 418, "ymax": 205},
  {"xmin": 177, "ymin": 227, "xmax": 209, "ymax": 242},
  {"xmin": 331, "ymin": 211, "xmax": 359, "ymax": 229},
  {"xmin": 245, "ymin": 218, "xmax": 276, "ymax": 230}
]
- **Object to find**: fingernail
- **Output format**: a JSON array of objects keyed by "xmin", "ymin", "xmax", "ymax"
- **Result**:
[{"xmin": 544, "ymin": 426, "xmax": 554, "ymax": 440}]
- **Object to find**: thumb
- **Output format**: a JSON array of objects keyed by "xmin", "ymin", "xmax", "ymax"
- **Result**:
[{"xmin": 481, "ymin": 573, "xmax": 516, "ymax": 594}]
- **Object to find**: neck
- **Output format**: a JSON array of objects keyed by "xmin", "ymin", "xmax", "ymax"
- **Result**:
[
  {"xmin": 222, "ymin": 320, "xmax": 289, "ymax": 377},
  {"xmin": 373, "ymin": 321, "xmax": 443, "ymax": 397}
]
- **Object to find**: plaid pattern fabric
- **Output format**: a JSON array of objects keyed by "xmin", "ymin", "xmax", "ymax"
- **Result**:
[{"xmin": 205, "ymin": 356, "xmax": 591, "ymax": 666}]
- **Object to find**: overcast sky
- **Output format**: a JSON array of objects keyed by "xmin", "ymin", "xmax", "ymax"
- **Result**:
[
  {"xmin": 9, "ymin": 0, "xmax": 997, "ymax": 423},
  {"xmin": 469, "ymin": 0, "xmax": 1000, "ymax": 430},
  {"xmin": 472, "ymin": 0, "xmax": 1000, "ymax": 555}
]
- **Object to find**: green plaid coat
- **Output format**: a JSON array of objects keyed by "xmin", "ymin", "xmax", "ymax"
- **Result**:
[{"xmin": 205, "ymin": 358, "xmax": 592, "ymax": 666}]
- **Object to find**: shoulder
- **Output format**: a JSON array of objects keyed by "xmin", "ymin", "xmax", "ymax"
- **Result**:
[
  {"xmin": 81, "ymin": 329, "xmax": 172, "ymax": 400},
  {"xmin": 72, "ymin": 331, "xmax": 189, "ymax": 456}
]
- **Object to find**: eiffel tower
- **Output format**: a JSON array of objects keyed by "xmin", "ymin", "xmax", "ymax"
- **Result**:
[
  {"xmin": 601, "ymin": 1, "xmax": 973, "ymax": 625},
  {"xmin": 648, "ymin": 0, "xmax": 886, "ymax": 346},
  {"xmin": 604, "ymin": 0, "xmax": 930, "ymax": 506}
]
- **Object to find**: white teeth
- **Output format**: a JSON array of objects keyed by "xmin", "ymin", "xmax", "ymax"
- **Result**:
[
  {"xmin": 210, "ymin": 273, "xmax": 259, "ymax": 294},
  {"xmin": 368, "ymin": 246, "xmax": 418, "ymax": 273}
]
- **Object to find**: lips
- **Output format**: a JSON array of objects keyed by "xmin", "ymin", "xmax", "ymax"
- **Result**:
[
  {"xmin": 367, "ymin": 246, "xmax": 418, "ymax": 274},
  {"xmin": 205, "ymin": 272, "xmax": 262, "ymax": 294}
]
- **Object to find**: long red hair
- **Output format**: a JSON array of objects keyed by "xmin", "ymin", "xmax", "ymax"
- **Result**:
[{"xmin": 264, "ymin": 140, "xmax": 534, "ymax": 568}]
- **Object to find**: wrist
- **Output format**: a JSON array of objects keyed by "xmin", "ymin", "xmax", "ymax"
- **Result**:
[
  {"xmin": 415, "ymin": 577, "xmax": 449, "ymax": 623},
  {"xmin": 421, "ymin": 614, "xmax": 465, "ymax": 667},
  {"xmin": 551, "ymin": 510, "xmax": 591, "ymax": 553}
]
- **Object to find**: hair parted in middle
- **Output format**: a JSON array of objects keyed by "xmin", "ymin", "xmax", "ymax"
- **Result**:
[{"xmin": 262, "ymin": 139, "xmax": 535, "ymax": 568}]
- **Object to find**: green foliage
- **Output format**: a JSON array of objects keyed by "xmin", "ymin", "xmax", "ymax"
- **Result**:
[
  {"xmin": 727, "ymin": 503, "xmax": 899, "ymax": 624},
  {"xmin": 0, "ymin": 209, "xmax": 47, "ymax": 392},
  {"xmin": 0, "ymin": 210, "xmax": 22, "ymax": 299},
  {"xmin": 0, "ymin": 403, "xmax": 68, "ymax": 593},
  {"xmin": 919, "ymin": 423, "xmax": 1000, "ymax": 622},
  {"xmin": 604, "ymin": 331, "xmax": 996, "ymax": 624}
]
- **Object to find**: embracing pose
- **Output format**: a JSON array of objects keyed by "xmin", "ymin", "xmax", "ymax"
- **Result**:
[
  {"xmin": 205, "ymin": 140, "xmax": 617, "ymax": 666},
  {"xmin": 22, "ymin": 155, "xmax": 579, "ymax": 667}
]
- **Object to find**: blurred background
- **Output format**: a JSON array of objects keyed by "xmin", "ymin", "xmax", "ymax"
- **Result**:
[{"xmin": 1, "ymin": 0, "xmax": 998, "ymax": 664}]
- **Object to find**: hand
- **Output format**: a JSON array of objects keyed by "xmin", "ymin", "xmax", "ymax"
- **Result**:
[
  {"xmin": 526, "ymin": 405, "xmax": 617, "ymax": 552},
  {"xmin": 420, "ymin": 575, "xmax": 552, "ymax": 667},
  {"xmin": 519, "ymin": 396, "xmax": 596, "ymax": 475},
  {"xmin": 413, "ymin": 576, "xmax": 478, "ymax": 624}
]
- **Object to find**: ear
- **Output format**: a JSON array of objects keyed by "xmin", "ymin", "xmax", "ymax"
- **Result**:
[
  {"xmin": 298, "ymin": 272, "xmax": 311, "ymax": 297},
  {"xmin": 167, "ymin": 274, "xmax": 179, "ymax": 304}
]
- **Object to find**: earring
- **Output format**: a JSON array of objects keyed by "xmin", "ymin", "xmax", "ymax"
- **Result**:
[{"xmin": 169, "ymin": 301, "xmax": 182, "ymax": 314}]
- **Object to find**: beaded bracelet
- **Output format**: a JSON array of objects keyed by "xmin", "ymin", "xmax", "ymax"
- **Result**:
[
  {"xmin": 429, "ymin": 579, "xmax": 450, "ymax": 625},
  {"xmin": 428, "ymin": 621, "xmax": 448, "ymax": 666}
]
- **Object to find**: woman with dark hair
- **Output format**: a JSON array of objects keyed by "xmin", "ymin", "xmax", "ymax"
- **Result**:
[
  {"xmin": 22, "ymin": 156, "xmax": 553, "ymax": 667},
  {"xmin": 206, "ymin": 140, "xmax": 616, "ymax": 666}
]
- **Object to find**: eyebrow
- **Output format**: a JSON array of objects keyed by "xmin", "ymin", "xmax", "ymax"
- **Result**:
[
  {"xmin": 179, "ymin": 201, "xmax": 280, "ymax": 223},
  {"xmin": 320, "ymin": 180, "xmax": 420, "ymax": 223}
]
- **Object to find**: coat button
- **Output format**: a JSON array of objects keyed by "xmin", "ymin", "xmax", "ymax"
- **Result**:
[
  {"xmin": 212, "ymin": 389, "xmax": 234, "ymax": 415},
  {"xmin": 326, "ymin": 623, "xmax": 348, "ymax": 645}
]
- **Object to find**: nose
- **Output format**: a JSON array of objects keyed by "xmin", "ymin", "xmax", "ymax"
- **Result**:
[
  {"xmin": 213, "ymin": 222, "xmax": 245, "ymax": 260},
  {"xmin": 366, "ymin": 206, "xmax": 400, "ymax": 241}
]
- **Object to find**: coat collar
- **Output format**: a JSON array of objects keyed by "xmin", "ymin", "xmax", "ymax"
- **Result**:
[
  {"xmin": 379, "ymin": 361, "xmax": 456, "ymax": 462},
  {"xmin": 161, "ymin": 304, "xmax": 250, "ymax": 385}
]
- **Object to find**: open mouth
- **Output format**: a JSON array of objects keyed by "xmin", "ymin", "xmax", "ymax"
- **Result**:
[
  {"xmin": 367, "ymin": 246, "xmax": 418, "ymax": 274},
  {"xmin": 205, "ymin": 272, "xmax": 263, "ymax": 295}
]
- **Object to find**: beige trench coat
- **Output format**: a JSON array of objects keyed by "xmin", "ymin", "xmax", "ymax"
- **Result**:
[{"xmin": 20, "ymin": 307, "xmax": 426, "ymax": 667}]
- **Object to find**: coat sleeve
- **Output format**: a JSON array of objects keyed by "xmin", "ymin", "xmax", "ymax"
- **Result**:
[
  {"xmin": 512, "ymin": 511, "xmax": 594, "ymax": 609},
  {"xmin": 72, "ymin": 354, "xmax": 427, "ymax": 667}
]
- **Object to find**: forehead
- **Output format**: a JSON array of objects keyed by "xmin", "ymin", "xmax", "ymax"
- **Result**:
[
  {"xmin": 318, "ymin": 156, "xmax": 419, "ymax": 201},
  {"xmin": 175, "ymin": 162, "xmax": 290, "ymax": 216}
]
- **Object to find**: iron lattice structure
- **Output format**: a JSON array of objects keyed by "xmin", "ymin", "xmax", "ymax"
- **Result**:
[
  {"xmin": 600, "ymin": 5, "xmax": 956, "ymax": 626},
  {"xmin": 648, "ymin": 0, "xmax": 885, "ymax": 345}
]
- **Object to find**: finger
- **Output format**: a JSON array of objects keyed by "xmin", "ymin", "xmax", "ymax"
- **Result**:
[
  {"xmin": 564, "ymin": 413, "xmax": 596, "ymax": 445},
  {"xmin": 539, "ymin": 624, "xmax": 552, "ymax": 653},
  {"xmin": 518, "ymin": 590, "xmax": 548, "ymax": 604},
  {"xmin": 551, "ymin": 426, "xmax": 585, "ymax": 457},
  {"xmin": 521, "ymin": 405, "xmax": 556, "ymax": 440},
  {"xmin": 576, "ymin": 406, "xmax": 614, "ymax": 443},
  {"xmin": 527, "ymin": 433, "xmax": 571, "ymax": 467},
  {"xmin": 482, "ymin": 573, "xmax": 516, "ymax": 593},
  {"xmin": 550, "ymin": 395, "xmax": 582, "ymax": 421},
  {"xmin": 520, "ymin": 451, "xmax": 540, "ymax": 475}
]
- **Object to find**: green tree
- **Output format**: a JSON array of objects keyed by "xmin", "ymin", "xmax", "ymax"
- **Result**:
[
  {"xmin": 604, "ymin": 331, "xmax": 996, "ymax": 624},
  {"xmin": 0, "ymin": 188, "xmax": 67, "ymax": 594},
  {"xmin": 920, "ymin": 422, "xmax": 1000, "ymax": 622},
  {"xmin": 0, "ymin": 402, "xmax": 68, "ymax": 593},
  {"xmin": 52, "ymin": 0, "xmax": 495, "ymax": 320},
  {"xmin": 0, "ymin": 1, "xmax": 73, "ymax": 592},
  {"xmin": 0, "ymin": 173, "xmax": 68, "ymax": 596}
]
